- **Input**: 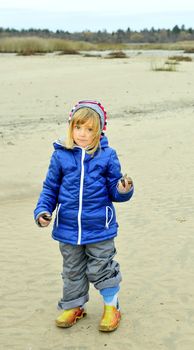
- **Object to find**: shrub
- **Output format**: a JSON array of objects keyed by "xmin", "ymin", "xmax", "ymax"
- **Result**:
[
  {"xmin": 168, "ymin": 55, "xmax": 192, "ymax": 62},
  {"xmin": 105, "ymin": 50, "xmax": 128, "ymax": 59},
  {"xmin": 184, "ymin": 48, "xmax": 194, "ymax": 53}
]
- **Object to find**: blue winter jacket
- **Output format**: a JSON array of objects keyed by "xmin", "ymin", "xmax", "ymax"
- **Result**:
[{"xmin": 34, "ymin": 136, "xmax": 134, "ymax": 245}]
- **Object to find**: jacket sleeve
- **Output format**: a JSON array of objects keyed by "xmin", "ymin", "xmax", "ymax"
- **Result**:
[
  {"xmin": 106, "ymin": 149, "xmax": 134, "ymax": 202},
  {"xmin": 34, "ymin": 151, "xmax": 62, "ymax": 220}
]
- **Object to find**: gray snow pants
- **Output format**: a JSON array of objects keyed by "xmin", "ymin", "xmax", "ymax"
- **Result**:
[{"xmin": 58, "ymin": 239, "xmax": 122, "ymax": 310}]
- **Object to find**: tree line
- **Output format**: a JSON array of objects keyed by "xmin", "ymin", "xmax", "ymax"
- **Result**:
[{"xmin": 0, "ymin": 25, "xmax": 194, "ymax": 43}]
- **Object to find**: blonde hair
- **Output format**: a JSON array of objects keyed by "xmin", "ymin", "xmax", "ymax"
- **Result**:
[{"xmin": 65, "ymin": 108, "xmax": 101, "ymax": 154}]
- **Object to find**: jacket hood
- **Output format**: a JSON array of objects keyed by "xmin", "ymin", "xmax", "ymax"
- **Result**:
[{"xmin": 53, "ymin": 135, "xmax": 109, "ymax": 151}]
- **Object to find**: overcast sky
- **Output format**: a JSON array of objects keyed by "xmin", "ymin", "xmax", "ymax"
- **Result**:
[{"xmin": 1, "ymin": 0, "xmax": 194, "ymax": 31}]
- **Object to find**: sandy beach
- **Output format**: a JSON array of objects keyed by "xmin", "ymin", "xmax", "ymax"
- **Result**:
[{"xmin": 1, "ymin": 52, "xmax": 194, "ymax": 350}]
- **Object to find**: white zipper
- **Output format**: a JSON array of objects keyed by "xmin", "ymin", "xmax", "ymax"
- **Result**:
[
  {"xmin": 105, "ymin": 206, "xmax": 113, "ymax": 228},
  {"xmin": 56, "ymin": 203, "xmax": 61, "ymax": 227},
  {"xmin": 77, "ymin": 149, "xmax": 85, "ymax": 244}
]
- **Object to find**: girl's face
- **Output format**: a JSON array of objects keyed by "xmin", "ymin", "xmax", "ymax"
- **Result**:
[{"xmin": 72, "ymin": 122, "xmax": 95, "ymax": 148}]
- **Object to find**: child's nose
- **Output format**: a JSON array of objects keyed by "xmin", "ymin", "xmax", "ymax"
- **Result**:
[{"xmin": 80, "ymin": 128, "xmax": 86, "ymax": 136}]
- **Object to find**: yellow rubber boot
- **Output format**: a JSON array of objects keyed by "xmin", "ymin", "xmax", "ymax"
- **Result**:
[
  {"xmin": 99, "ymin": 305, "xmax": 121, "ymax": 332},
  {"xmin": 56, "ymin": 307, "xmax": 86, "ymax": 328}
]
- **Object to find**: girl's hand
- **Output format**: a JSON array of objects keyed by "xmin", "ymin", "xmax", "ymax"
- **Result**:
[
  {"xmin": 118, "ymin": 174, "xmax": 133, "ymax": 193},
  {"xmin": 38, "ymin": 214, "xmax": 52, "ymax": 227}
]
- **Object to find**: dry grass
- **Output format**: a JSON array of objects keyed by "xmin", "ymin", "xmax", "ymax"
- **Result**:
[
  {"xmin": 0, "ymin": 37, "xmax": 126, "ymax": 55},
  {"xmin": 125, "ymin": 41, "xmax": 194, "ymax": 51},
  {"xmin": 151, "ymin": 60, "xmax": 178, "ymax": 72},
  {"xmin": 168, "ymin": 55, "xmax": 192, "ymax": 62},
  {"xmin": 184, "ymin": 48, "xmax": 194, "ymax": 53},
  {"xmin": 1, "ymin": 37, "xmax": 194, "ymax": 55},
  {"xmin": 105, "ymin": 50, "xmax": 128, "ymax": 59},
  {"xmin": 0, "ymin": 37, "xmax": 95, "ymax": 55}
]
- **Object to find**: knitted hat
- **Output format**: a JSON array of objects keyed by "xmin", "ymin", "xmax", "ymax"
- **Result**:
[{"xmin": 69, "ymin": 100, "xmax": 107, "ymax": 132}]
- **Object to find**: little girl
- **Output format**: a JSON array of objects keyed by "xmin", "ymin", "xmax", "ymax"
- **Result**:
[{"xmin": 34, "ymin": 100, "xmax": 134, "ymax": 332}]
